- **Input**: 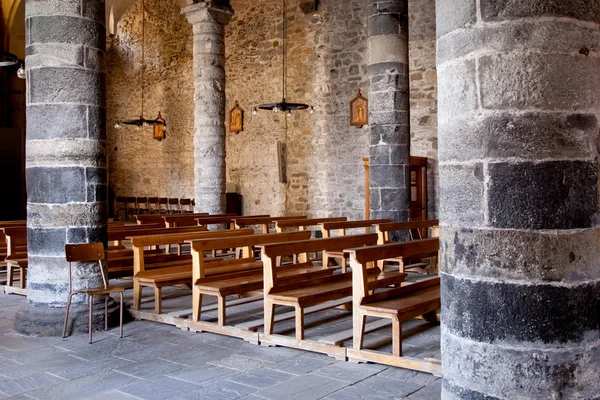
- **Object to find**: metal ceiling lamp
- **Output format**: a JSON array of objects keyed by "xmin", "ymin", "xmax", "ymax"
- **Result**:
[
  {"xmin": 0, "ymin": 51, "xmax": 25, "ymax": 80},
  {"xmin": 114, "ymin": 0, "xmax": 166, "ymax": 137},
  {"xmin": 252, "ymin": 0, "xmax": 314, "ymax": 117}
]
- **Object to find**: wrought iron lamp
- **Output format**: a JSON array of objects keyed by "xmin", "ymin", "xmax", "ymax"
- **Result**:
[
  {"xmin": 253, "ymin": 0, "xmax": 313, "ymax": 117},
  {"xmin": 114, "ymin": 0, "xmax": 166, "ymax": 139}
]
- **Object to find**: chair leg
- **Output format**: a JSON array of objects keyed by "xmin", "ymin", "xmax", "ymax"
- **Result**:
[
  {"xmin": 104, "ymin": 296, "xmax": 108, "ymax": 331},
  {"xmin": 119, "ymin": 292, "xmax": 124, "ymax": 338},
  {"xmin": 88, "ymin": 294, "xmax": 94, "ymax": 344},
  {"xmin": 62, "ymin": 292, "xmax": 75, "ymax": 338}
]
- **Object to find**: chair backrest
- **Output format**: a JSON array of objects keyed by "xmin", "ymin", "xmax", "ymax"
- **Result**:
[
  {"xmin": 65, "ymin": 242, "xmax": 108, "ymax": 290},
  {"xmin": 65, "ymin": 242, "xmax": 105, "ymax": 262},
  {"xmin": 136, "ymin": 197, "xmax": 148, "ymax": 208}
]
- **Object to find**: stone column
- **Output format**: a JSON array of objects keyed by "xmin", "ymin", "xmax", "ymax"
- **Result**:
[
  {"xmin": 367, "ymin": 0, "xmax": 410, "ymax": 222},
  {"xmin": 14, "ymin": 0, "xmax": 109, "ymax": 335},
  {"xmin": 183, "ymin": 1, "xmax": 233, "ymax": 215},
  {"xmin": 437, "ymin": 1, "xmax": 600, "ymax": 398}
]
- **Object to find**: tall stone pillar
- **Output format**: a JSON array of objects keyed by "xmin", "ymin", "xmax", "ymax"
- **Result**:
[
  {"xmin": 183, "ymin": 1, "xmax": 233, "ymax": 215},
  {"xmin": 367, "ymin": 0, "xmax": 410, "ymax": 222},
  {"xmin": 437, "ymin": 1, "xmax": 600, "ymax": 398},
  {"xmin": 15, "ymin": 0, "xmax": 109, "ymax": 335}
]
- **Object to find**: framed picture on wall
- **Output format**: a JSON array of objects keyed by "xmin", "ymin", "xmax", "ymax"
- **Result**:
[
  {"xmin": 229, "ymin": 102, "xmax": 243, "ymax": 133},
  {"xmin": 350, "ymin": 89, "xmax": 368, "ymax": 128}
]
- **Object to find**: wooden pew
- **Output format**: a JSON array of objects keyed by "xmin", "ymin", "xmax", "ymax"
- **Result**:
[
  {"xmin": 136, "ymin": 213, "xmax": 208, "ymax": 225},
  {"xmin": 233, "ymin": 216, "xmax": 308, "ymax": 234},
  {"xmin": 346, "ymin": 238, "xmax": 441, "ymax": 375},
  {"xmin": 260, "ymin": 234, "xmax": 405, "ymax": 344},
  {"xmin": 130, "ymin": 228, "xmax": 254, "ymax": 313},
  {"xmin": 320, "ymin": 219, "xmax": 390, "ymax": 271},
  {"xmin": 274, "ymin": 217, "xmax": 347, "ymax": 233},
  {"xmin": 375, "ymin": 220, "xmax": 439, "ymax": 273},
  {"xmin": 189, "ymin": 231, "xmax": 327, "ymax": 333}
]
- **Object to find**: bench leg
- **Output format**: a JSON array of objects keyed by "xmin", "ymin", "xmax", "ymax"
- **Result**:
[
  {"xmin": 133, "ymin": 282, "xmax": 142, "ymax": 310},
  {"xmin": 353, "ymin": 313, "xmax": 366, "ymax": 350},
  {"xmin": 264, "ymin": 300, "xmax": 275, "ymax": 335},
  {"xmin": 19, "ymin": 267, "xmax": 26, "ymax": 289},
  {"xmin": 119, "ymin": 291, "xmax": 124, "ymax": 338},
  {"xmin": 217, "ymin": 296, "xmax": 226, "ymax": 326},
  {"xmin": 295, "ymin": 306, "xmax": 304, "ymax": 341},
  {"xmin": 423, "ymin": 310, "xmax": 438, "ymax": 323},
  {"xmin": 7, "ymin": 265, "xmax": 13, "ymax": 287},
  {"xmin": 341, "ymin": 257, "xmax": 347, "ymax": 273},
  {"xmin": 392, "ymin": 316, "xmax": 402, "ymax": 357},
  {"xmin": 192, "ymin": 288, "xmax": 202, "ymax": 322},
  {"xmin": 154, "ymin": 287, "xmax": 162, "ymax": 314}
]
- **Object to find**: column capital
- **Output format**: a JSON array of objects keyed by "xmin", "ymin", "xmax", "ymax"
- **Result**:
[{"xmin": 182, "ymin": 1, "xmax": 233, "ymax": 26}]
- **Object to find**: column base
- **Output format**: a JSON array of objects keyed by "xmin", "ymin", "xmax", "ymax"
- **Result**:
[{"xmin": 13, "ymin": 297, "xmax": 129, "ymax": 337}]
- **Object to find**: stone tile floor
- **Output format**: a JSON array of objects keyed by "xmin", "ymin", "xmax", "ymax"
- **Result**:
[{"xmin": 0, "ymin": 294, "xmax": 441, "ymax": 400}]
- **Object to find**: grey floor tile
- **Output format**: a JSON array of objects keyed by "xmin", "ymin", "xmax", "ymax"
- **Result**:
[
  {"xmin": 208, "ymin": 354, "xmax": 274, "ymax": 372},
  {"xmin": 173, "ymin": 380, "xmax": 257, "ymax": 400},
  {"xmin": 83, "ymin": 389, "xmax": 142, "ymax": 400},
  {"xmin": 114, "ymin": 359, "xmax": 186, "ymax": 379},
  {"xmin": 0, "ymin": 372, "xmax": 63, "ymax": 396},
  {"xmin": 12, "ymin": 369, "xmax": 139, "ymax": 400},
  {"xmin": 158, "ymin": 344, "xmax": 235, "ymax": 367},
  {"xmin": 377, "ymin": 368, "xmax": 439, "ymax": 386},
  {"xmin": 405, "ymin": 378, "xmax": 441, "ymax": 399},
  {"xmin": 119, "ymin": 376, "xmax": 199, "ymax": 400},
  {"xmin": 255, "ymin": 374, "xmax": 349, "ymax": 400},
  {"xmin": 311, "ymin": 361, "xmax": 387, "ymax": 383},
  {"xmin": 227, "ymin": 367, "xmax": 295, "ymax": 389},
  {"xmin": 326, "ymin": 375, "xmax": 424, "ymax": 400},
  {"xmin": 167, "ymin": 364, "xmax": 241, "ymax": 386},
  {"xmin": 273, "ymin": 355, "xmax": 335, "ymax": 375}
]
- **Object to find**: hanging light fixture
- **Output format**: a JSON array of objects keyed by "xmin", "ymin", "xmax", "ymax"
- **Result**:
[
  {"xmin": 114, "ymin": 0, "xmax": 166, "ymax": 137},
  {"xmin": 254, "ymin": 0, "xmax": 312, "ymax": 116},
  {"xmin": 0, "ymin": 52, "xmax": 19, "ymax": 67}
]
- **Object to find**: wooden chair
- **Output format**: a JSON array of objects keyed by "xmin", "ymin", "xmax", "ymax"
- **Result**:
[
  {"xmin": 136, "ymin": 197, "xmax": 149, "ymax": 215},
  {"xmin": 125, "ymin": 197, "xmax": 137, "ymax": 221},
  {"xmin": 168, "ymin": 198, "xmax": 181, "ymax": 214},
  {"xmin": 179, "ymin": 198, "xmax": 194, "ymax": 213},
  {"xmin": 62, "ymin": 243, "xmax": 124, "ymax": 344},
  {"xmin": 158, "ymin": 198, "xmax": 169, "ymax": 214},
  {"xmin": 147, "ymin": 197, "xmax": 159, "ymax": 214},
  {"xmin": 115, "ymin": 196, "xmax": 127, "ymax": 221}
]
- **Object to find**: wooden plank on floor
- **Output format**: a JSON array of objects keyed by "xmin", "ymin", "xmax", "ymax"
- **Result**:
[
  {"xmin": 236, "ymin": 296, "xmax": 352, "ymax": 332},
  {"xmin": 346, "ymin": 348, "xmax": 442, "ymax": 376},
  {"xmin": 3, "ymin": 286, "xmax": 27, "ymax": 296},
  {"xmin": 259, "ymin": 333, "xmax": 347, "ymax": 361},
  {"xmin": 318, "ymin": 319, "xmax": 392, "ymax": 346},
  {"xmin": 188, "ymin": 320, "xmax": 260, "ymax": 344},
  {"xmin": 129, "ymin": 309, "xmax": 188, "ymax": 330}
]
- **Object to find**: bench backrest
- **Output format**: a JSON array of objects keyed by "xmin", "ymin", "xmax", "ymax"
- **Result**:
[
  {"xmin": 275, "ymin": 217, "xmax": 347, "ymax": 232},
  {"xmin": 233, "ymin": 216, "xmax": 306, "ymax": 233},
  {"xmin": 320, "ymin": 219, "xmax": 390, "ymax": 237},
  {"xmin": 261, "ymin": 233, "xmax": 378, "ymax": 291},
  {"xmin": 109, "ymin": 223, "xmax": 164, "ymax": 231},
  {"xmin": 136, "ymin": 213, "xmax": 209, "ymax": 225},
  {"xmin": 189, "ymin": 231, "xmax": 312, "ymax": 281},
  {"xmin": 347, "ymin": 238, "xmax": 440, "ymax": 303},
  {"xmin": 2, "ymin": 227, "xmax": 28, "ymax": 258},
  {"xmin": 376, "ymin": 220, "xmax": 439, "ymax": 244},
  {"xmin": 109, "ymin": 226, "xmax": 208, "ymax": 242},
  {"xmin": 130, "ymin": 228, "xmax": 254, "ymax": 275}
]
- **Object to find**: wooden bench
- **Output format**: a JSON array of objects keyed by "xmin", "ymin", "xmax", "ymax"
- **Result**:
[
  {"xmin": 130, "ymin": 228, "xmax": 255, "ymax": 313},
  {"xmin": 233, "ymin": 216, "xmax": 307, "ymax": 234},
  {"xmin": 261, "ymin": 234, "xmax": 405, "ymax": 342},
  {"xmin": 375, "ymin": 220, "xmax": 439, "ymax": 273},
  {"xmin": 346, "ymin": 238, "xmax": 441, "ymax": 374},
  {"xmin": 320, "ymin": 219, "xmax": 390, "ymax": 271},
  {"xmin": 136, "ymin": 213, "xmax": 209, "ymax": 225},
  {"xmin": 274, "ymin": 217, "xmax": 347, "ymax": 233},
  {"xmin": 189, "ymin": 231, "xmax": 322, "ymax": 329}
]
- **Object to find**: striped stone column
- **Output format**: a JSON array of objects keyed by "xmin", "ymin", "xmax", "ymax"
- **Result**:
[
  {"xmin": 367, "ymin": 0, "xmax": 410, "ymax": 223},
  {"xmin": 437, "ymin": 1, "xmax": 600, "ymax": 398},
  {"xmin": 15, "ymin": 0, "xmax": 108, "ymax": 335},
  {"xmin": 183, "ymin": 2, "xmax": 233, "ymax": 215}
]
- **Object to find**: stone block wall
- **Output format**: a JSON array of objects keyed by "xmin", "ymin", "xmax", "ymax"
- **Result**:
[
  {"xmin": 105, "ymin": 0, "xmax": 438, "ymax": 219},
  {"xmin": 106, "ymin": 0, "xmax": 195, "ymax": 200}
]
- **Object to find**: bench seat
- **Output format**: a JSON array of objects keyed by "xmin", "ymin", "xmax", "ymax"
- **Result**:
[{"xmin": 360, "ymin": 285, "xmax": 440, "ymax": 316}]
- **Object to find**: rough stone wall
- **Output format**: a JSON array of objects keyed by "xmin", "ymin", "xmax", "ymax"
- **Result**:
[
  {"xmin": 225, "ymin": 0, "xmax": 369, "ymax": 219},
  {"xmin": 104, "ymin": 0, "xmax": 438, "ymax": 219},
  {"xmin": 106, "ymin": 0, "xmax": 195, "ymax": 199},
  {"xmin": 408, "ymin": 0, "xmax": 437, "ymax": 218}
]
